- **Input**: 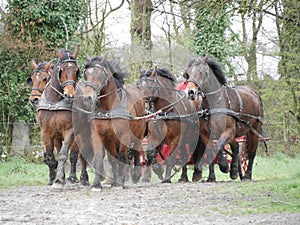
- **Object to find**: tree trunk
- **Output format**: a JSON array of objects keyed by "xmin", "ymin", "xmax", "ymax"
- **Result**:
[{"xmin": 130, "ymin": 0, "xmax": 153, "ymax": 78}]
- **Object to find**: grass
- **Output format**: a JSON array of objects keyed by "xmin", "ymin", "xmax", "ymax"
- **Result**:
[
  {"xmin": 176, "ymin": 152, "xmax": 300, "ymax": 214},
  {"xmin": 0, "ymin": 157, "xmax": 48, "ymax": 189}
]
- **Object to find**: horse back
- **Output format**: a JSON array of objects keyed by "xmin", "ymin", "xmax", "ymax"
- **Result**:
[{"xmin": 235, "ymin": 86, "xmax": 263, "ymax": 117}]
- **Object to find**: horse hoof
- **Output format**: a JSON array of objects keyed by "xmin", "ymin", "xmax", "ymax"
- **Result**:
[
  {"xmin": 91, "ymin": 187, "xmax": 102, "ymax": 192},
  {"xmin": 230, "ymin": 169, "xmax": 239, "ymax": 180},
  {"xmin": 111, "ymin": 182, "xmax": 124, "ymax": 189},
  {"xmin": 192, "ymin": 171, "xmax": 202, "ymax": 182},
  {"xmin": 178, "ymin": 177, "xmax": 189, "ymax": 183},
  {"xmin": 141, "ymin": 177, "xmax": 151, "ymax": 183},
  {"xmin": 162, "ymin": 179, "xmax": 171, "ymax": 183},
  {"xmin": 219, "ymin": 164, "xmax": 230, "ymax": 173},
  {"xmin": 241, "ymin": 176, "xmax": 251, "ymax": 181},
  {"xmin": 68, "ymin": 176, "xmax": 79, "ymax": 184},
  {"xmin": 51, "ymin": 182, "xmax": 64, "ymax": 190},
  {"xmin": 131, "ymin": 169, "xmax": 141, "ymax": 184},
  {"xmin": 206, "ymin": 177, "xmax": 216, "ymax": 182}
]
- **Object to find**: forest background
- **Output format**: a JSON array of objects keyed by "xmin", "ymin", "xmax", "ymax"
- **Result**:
[{"xmin": 0, "ymin": 0, "xmax": 299, "ymax": 160}]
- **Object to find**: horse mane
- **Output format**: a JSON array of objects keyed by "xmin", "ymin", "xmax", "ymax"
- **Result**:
[
  {"xmin": 85, "ymin": 56, "xmax": 128, "ymax": 86},
  {"xmin": 35, "ymin": 62, "xmax": 49, "ymax": 71},
  {"xmin": 141, "ymin": 68, "xmax": 177, "ymax": 84},
  {"xmin": 57, "ymin": 49, "xmax": 77, "ymax": 62},
  {"xmin": 207, "ymin": 58, "xmax": 226, "ymax": 85},
  {"xmin": 187, "ymin": 57, "xmax": 226, "ymax": 85}
]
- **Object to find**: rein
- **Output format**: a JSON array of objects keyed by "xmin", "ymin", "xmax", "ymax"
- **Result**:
[{"xmin": 138, "ymin": 76, "xmax": 187, "ymax": 114}]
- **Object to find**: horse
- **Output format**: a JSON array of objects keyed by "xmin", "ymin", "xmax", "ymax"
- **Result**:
[
  {"xmin": 83, "ymin": 54, "xmax": 147, "ymax": 190},
  {"xmin": 35, "ymin": 48, "xmax": 84, "ymax": 187},
  {"xmin": 184, "ymin": 55, "xmax": 265, "ymax": 181},
  {"xmin": 27, "ymin": 59, "xmax": 83, "ymax": 184},
  {"xmin": 138, "ymin": 67, "xmax": 201, "ymax": 183}
]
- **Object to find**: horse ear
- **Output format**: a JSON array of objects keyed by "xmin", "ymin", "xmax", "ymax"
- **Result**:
[
  {"xmin": 44, "ymin": 61, "xmax": 52, "ymax": 71},
  {"xmin": 26, "ymin": 77, "xmax": 33, "ymax": 86},
  {"xmin": 56, "ymin": 49, "xmax": 64, "ymax": 59},
  {"xmin": 138, "ymin": 65, "xmax": 143, "ymax": 74},
  {"xmin": 86, "ymin": 54, "xmax": 92, "ymax": 62},
  {"xmin": 183, "ymin": 72, "xmax": 189, "ymax": 80},
  {"xmin": 72, "ymin": 47, "xmax": 79, "ymax": 59},
  {"xmin": 151, "ymin": 66, "xmax": 157, "ymax": 77},
  {"xmin": 203, "ymin": 55, "xmax": 209, "ymax": 63},
  {"xmin": 31, "ymin": 59, "xmax": 38, "ymax": 69},
  {"xmin": 101, "ymin": 53, "xmax": 108, "ymax": 64}
]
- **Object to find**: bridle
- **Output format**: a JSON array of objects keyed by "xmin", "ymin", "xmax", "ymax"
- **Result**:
[
  {"xmin": 50, "ymin": 58, "xmax": 79, "ymax": 98},
  {"xmin": 56, "ymin": 59, "xmax": 78, "ymax": 88},
  {"xmin": 186, "ymin": 63, "xmax": 223, "ymax": 98},
  {"xmin": 84, "ymin": 64, "xmax": 110, "ymax": 98},
  {"xmin": 28, "ymin": 69, "xmax": 51, "ymax": 98},
  {"xmin": 138, "ymin": 74, "xmax": 186, "ymax": 113}
]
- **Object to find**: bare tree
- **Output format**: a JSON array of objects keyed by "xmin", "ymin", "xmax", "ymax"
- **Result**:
[{"xmin": 81, "ymin": 0, "xmax": 125, "ymax": 55}]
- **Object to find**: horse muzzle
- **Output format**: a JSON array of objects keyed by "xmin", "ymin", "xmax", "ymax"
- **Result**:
[
  {"xmin": 84, "ymin": 95, "xmax": 93, "ymax": 106},
  {"xmin": 30, "ymin": 97, "xmax": 39, "ymax": 106},
  {"xmin": 64, "ymin": 94, "xmax": 74, "ymax": 104}
]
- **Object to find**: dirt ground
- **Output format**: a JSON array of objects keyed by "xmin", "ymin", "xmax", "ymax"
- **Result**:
[{"xmin": 0, "ymin": 180, "xmax": 299, "ymax": 225}]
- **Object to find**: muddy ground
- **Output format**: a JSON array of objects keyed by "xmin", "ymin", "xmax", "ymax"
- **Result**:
[{"xmin": 0, "ymin": 180, "xmax": 299, "ymax": 225}]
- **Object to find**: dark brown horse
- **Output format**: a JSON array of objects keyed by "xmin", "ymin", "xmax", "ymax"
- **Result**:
[
  {"xmin": 185, "ymin": 55, "xmax": 265, "ymax": 181},
  {"xmin": 27, "ymin": 59, "xmax": 83, "ymax": 184},
  {"xmin": 138, "ymin": 67, "xmax": 201, "ymax": 183},
  {"xmin": 83, "ymin": 55, "xmax": 147, "ymax": 190},
  {"xmin": 35, "ymin": 48, "xmax": 82, "ymax": 187}
]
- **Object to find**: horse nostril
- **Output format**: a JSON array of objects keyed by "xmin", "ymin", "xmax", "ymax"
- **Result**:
[
  {"xmin": 30, "ymin": 98, "xmax": 39, "ymax": 105},
  {"xmin": 84, "ymin": 96, "xmax": 92, "ymax": 105},
  {"xmin": 188, "ymin": 90, "xmax": 194, "ymax": 97}
]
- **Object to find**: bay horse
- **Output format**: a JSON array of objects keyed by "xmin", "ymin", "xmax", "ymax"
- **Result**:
[
  {"xmin": 27, "ymin": 59, "xmax": 82, "ymax": 184},
  {"xmin": 35, "ymin": 48, "xmax": 83, "ymax": 187},
  {"xmin": 138, "ymin": 67, "xmax": 201, "ymax": 183},
  {"xmin": 83, "ymin": 55, "xmax": 147, "ymax": 190},
  {"xmin": 185, "ymin": 55, "xmax": 265, "ymax": 181}
]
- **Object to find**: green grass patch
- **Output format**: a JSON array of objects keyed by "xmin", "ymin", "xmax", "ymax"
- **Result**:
[{"xmin": 0, "ymin": 157, "xmax": 48, "ymax": 189}]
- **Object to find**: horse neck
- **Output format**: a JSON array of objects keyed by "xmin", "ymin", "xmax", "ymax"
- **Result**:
[
  {"xmin": 152, "ymin": 87, "xmax": 176, "ymax": 111},
  {"xmin": 97, "ymin": 76, "xmax": 121, "ymax": 111},
  {"xmin": 44, "ymin": 75, "xmax": 63, "ymax": 102},
  {"xmin": 202, "ymin": 69, "xmax": 225, "ymax": 109}
]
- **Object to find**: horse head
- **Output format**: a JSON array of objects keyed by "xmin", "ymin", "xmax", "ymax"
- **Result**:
[
  {"xmin": 138, "ymin": 66, "xmax": 179, "ymax": 112},
  {"xmin": 56, "ymin": 48, "xmax": 80, "ymax": 103},
  {"xmin": 83, "ymin": 54, "xmax": 110, "ymax": 105},
  {"xmin": 184, "ymin": 55, "xmax": 210, "ymax": 100},
  {"xmin": 185, "ymin": 55, "xmax": 226, "ymax": 100},
  {"xmin": 27, "ymin": 60, "xmax": 53, "ymax": 106},
  {"xmin": 138, "ymin": 66, "xmax": 159, "ymax": 102}
]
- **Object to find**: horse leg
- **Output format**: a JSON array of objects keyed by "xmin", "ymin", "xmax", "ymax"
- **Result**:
[
  {"xmin": 131, "ymin": 149, "xmax": 142, "ymax": 184},
  {"xmin": 178, "ymin": 145, "xmax": 189, "ymax": 182},
  {"xmin": 68, "ymin": 143, "xmax": 79, "ymax": 183},
  {"xmin": 53, "ymin": 129, "xmax": 75, "ymax": 186},
  {"xmin": 216, "ymin": 135, "xmax": 231, "ymax": 173},
  {"xmin": 79, "ymin": 154, "xmax": 89, "ymax": 186},
  {"xmin": 91, "ymin": 151, "xmax": 104, "ymax": 190},
  {"xmin": 192, "ymin": 139, "xmax": 205, "ymax": 182},
  {"xmin": 43, "ymin": 148, "xmax": 57, "ymax": 185},
  {"xmin": 243, "ymin": 132, "xmax": 258, "ymax": 180},
  {"xmin": 162, "ymin": 150, "xmax": 177, "ymax": 183},
  {"xmin": 229, "ymin": 141, "xmax": 239, "ymax": 180},
  {"xmin": 115, "ymin": 147, "xmax": 127, "ymax": 188},
  {"xmin": 207, "ymin": 146, "xmax": 216, "ymax": 182}
]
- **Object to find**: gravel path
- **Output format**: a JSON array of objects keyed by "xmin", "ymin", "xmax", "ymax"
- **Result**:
[{"xmin": 0, "ymin": 181, "xmax": 299, "ymax": 225}]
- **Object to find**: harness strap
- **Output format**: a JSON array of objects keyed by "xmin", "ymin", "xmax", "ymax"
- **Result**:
[{"xmin": 232, "ymin": 87, "xmax": 243, "ymax": 113}]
